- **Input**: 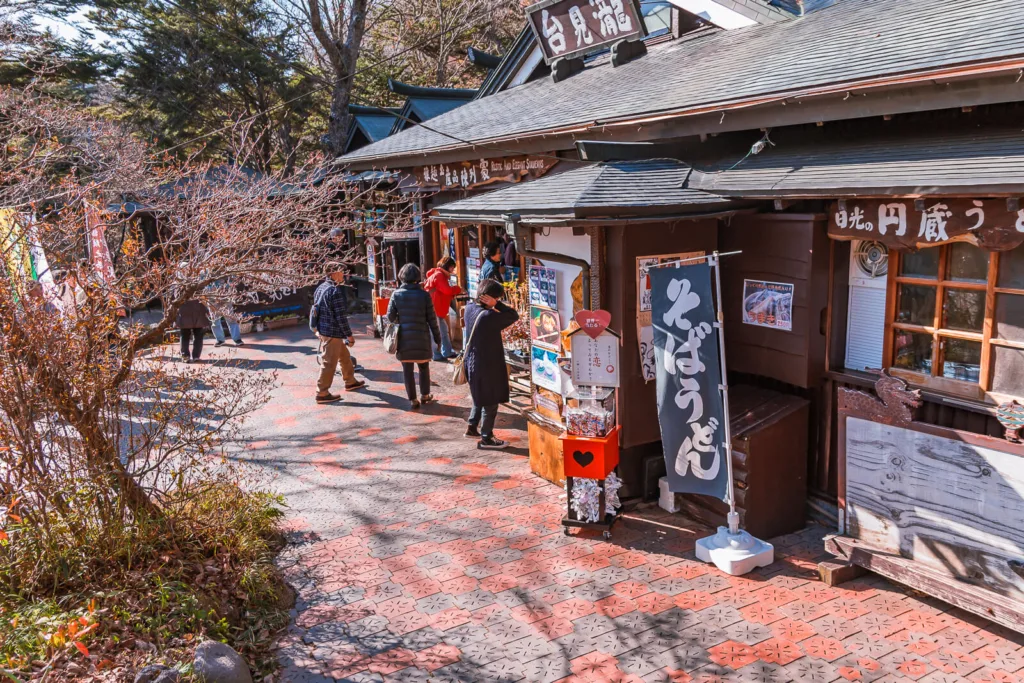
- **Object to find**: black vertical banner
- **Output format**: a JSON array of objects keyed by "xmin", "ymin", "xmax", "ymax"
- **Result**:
[{"xmin": 650, "ymin": 263, "xmax": 729, "ymax": 500}]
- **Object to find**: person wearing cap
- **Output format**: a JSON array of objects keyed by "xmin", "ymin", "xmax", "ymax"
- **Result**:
[{"xmin": 312, "ymin": 267, "xmax": 366, "ymax": 403}]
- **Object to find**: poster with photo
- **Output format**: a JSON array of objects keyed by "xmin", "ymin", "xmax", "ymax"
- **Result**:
[
  {"xmin": 531, "ymin": 345, "xmax": 562, "ymax": 393},
  {"xmin": 742, "ymin": 279, "xmax": 794, "ymax": 331},
  {"xmin": 528, "ymin": 265, "xmax": 558, "ymax": 309},
  {"xmin": 530, "ymin": 306, "xmax": 562, "ymax": 350},
  {"xmin": 366, "ymin": 243, "xmax": 376, "ymax": 283},
  {"xmin": 466, "ymin": 261, "xmax": 480, "ymax": 298}
]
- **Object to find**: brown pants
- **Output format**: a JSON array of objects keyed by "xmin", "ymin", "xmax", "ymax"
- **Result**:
[{"xmin": 317, "ymin": 337, "xmax": 356, "ymax": 395}]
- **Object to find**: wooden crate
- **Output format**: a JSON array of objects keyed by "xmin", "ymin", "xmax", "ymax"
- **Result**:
[{"xmin": 528, "ymin": 415, "xmax": 565, "ymax": 487}]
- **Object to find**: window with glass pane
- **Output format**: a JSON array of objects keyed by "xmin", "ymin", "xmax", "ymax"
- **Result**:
[
  {"xmin": 948, "ymin": 243, "xmax": 989, "ymax": 282},
  {"xmin": 897, "ymin": 285, "xmax": 936, "ymax": 326},
  {"xmin": 886, "ymin": 241, "xmax": 1024, "ymax": 397},
  {"xmin": 893, "ymin": 331, "xmax": 933, "ymax": 374},
  {"xmin": 997, "ymin": 243, "xmax": 1024, "ymax": 289},
  {"xmin": 943, "ymin": 289, "xmax": 985, "ymax": 332},
  {"xmin": 942, "ymin": 338, "xmax": 981, "ymax": 382},
  {"xmin": 900, "ymin": 249, "xmax": 939, "ymax": 278}
]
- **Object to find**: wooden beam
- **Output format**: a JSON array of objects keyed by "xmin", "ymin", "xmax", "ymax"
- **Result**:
[
  {"xmin": 818, "ymin": 558, "xmax": 866, "ymax": 586},
  {"xmin": 825, "ymin": 534, "xmax": 1024, "ymax": 634}
]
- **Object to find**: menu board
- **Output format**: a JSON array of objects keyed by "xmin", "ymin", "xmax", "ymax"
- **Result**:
[
  {"xmin": 570, "ymin": 330, "xmax": 620, "ymax": 388},
  {"xmin": 529, "ymin": 265, "xmax": 558, "ymax": 309}
]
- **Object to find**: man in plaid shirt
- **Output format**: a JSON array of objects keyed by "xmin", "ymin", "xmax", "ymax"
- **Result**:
[{"xmin": 313, "ymin": 269, "xmax": 366, "ymax": 403}]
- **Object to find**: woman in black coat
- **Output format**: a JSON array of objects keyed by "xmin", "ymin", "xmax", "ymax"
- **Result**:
[
  {"xmin": 462, "ymin": 278, "xmax": 519, "ymax": 449},
  {"xmin": 386, "ymin": 264, "xmax": 441, "ymax": 408},
  {"xmin": 176, "ymin": 297, "xmax": 210, "ymax": 363}
]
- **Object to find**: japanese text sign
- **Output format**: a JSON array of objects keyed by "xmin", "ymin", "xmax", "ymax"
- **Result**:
[
  {"xmin": 414, "ymin": 155, "xmax": 557, "ymax": 190},
  {"xmin": 650, "ymin": 264, "xmax": 729, "ymax": 500},
  {"xmin": 526, "ymin": 0, "xmax": 646, "ymax": 64},
  {"xmin": 828, "ymin": 199, "xmax": 1024, "ymax": 251},
  {"xmin": 570, "ymin": 329, "xmax": 620, "ymax": 388}
]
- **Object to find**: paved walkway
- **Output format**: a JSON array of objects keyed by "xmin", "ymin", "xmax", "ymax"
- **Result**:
[{"xmin": 224, "ymin": 318, "xmax": 1024, "ymax": 683}]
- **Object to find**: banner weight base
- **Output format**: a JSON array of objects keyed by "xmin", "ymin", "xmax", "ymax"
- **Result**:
[{"xmin": 695, "ymin": 526, "xmax": 774, "ymax": 576}]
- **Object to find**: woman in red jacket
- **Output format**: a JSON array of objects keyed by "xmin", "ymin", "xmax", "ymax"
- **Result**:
[{"xmin": 424, "ymin": 256, "xmax": 462, "ymax": 361}]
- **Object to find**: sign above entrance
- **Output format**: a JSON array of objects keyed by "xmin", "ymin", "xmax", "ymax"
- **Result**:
[
  {"xmin": 525, "ymin": 0, "xmax": 646, "ymax": 64},
  {"xmin": 828, "ymin": 199, "xmax": 1024, "ymax": 251},
  {"xmin": 413, "ymin": 155, "xmax": 558, "ymax": 191}
]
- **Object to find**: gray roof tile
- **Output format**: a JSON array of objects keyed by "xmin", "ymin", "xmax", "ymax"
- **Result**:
[
  {"xmin": 689, "ymin": 126, "xmax": 1024, "ymax": 197},
  {"xmin": 434, "ymin": 159, "xmax": 731, "ymax": 219},
  {"xmin": 339, "ymin": 0, "xmax": 1024, "ymax": 166}
]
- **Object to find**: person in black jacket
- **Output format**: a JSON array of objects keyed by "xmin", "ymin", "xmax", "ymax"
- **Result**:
[
  {"xmin": 176, "ymin": 296, "xmax": 210, "ymax": 363},
  {"xmin": 463, "ymin": 278, "xmax": 519, "ymax": 449},
  {"xmin": 386, "ymin": 264, "xmax": 441, "ymax": 409}
]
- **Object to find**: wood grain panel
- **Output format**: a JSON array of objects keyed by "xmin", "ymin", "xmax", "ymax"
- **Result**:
[{"xmin": 845, "ymin": 416, "xmax": 1024, "ymax": 601}]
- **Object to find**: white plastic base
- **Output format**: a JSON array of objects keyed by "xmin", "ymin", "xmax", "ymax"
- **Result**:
[
  {"xmin": 658, "ymin": 477, "xmax": 679, "ymax": 513},
  {"xmin": 695, "ymin": 526, "xmax": 775, "ymax": 576}
]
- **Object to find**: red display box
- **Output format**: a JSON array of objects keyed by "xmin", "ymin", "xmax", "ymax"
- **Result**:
[
  {"xmin": 374, "ymin": 296, "xmax": 390, "ymax": 317},
  {"xmin": 560, "ymin": 426, "xmax": 619, "ymax": 480}
]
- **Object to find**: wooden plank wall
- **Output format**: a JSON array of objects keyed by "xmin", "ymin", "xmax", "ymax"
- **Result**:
[
  {"xmin": 719, "ymin": 214, "xmax": 830, "ymax": 389},
  {"xmin": 845, "ymin": 416, "xmax": 1024, "ymax": 601}
]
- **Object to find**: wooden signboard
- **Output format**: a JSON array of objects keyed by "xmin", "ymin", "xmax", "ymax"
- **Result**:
[
  {"xmin": 828, "ymin": 199, "xmax": 1024, "ymax": 251},
  {"xmin": 526, "ymin": 0, "xmax": 646, "ymax": 64},
  {"xmin": 828, "ymin": 373, "xmax": 1024, "ymax": 633},
  {"xmin": 413, "ymin": 155, "xmax": 558, "ymax": 190}
]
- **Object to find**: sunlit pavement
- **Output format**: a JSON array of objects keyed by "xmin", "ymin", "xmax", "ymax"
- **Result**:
[{"xmin": 222, "ymin": 316, "xmax": 1024, "ymax": 683}]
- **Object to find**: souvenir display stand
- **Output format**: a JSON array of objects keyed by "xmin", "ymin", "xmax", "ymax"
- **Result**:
[
  {"xmin": 559, "ymin": 321, "xmax": 623, "ymax": 538},
  {"xmin": 560, "ymin": 425, "xmax": 620, "ymax": 538}
]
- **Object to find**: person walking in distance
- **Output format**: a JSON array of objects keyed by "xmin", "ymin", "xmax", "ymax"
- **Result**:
[
  {"xmin": 387, "ymin": 264, "xmax": 441, "ymax": 409},
  {"xmin": 209, "ymin": 279, "xmax": 244, "ymax": 347},
  {"xmin": 463, "ymin": 278, "xmax": 519, "ymax": 449},
  {"xmin": 313, "ymin": 267, "xmax": 366, "ymax": 404},
  {"xmin": 176, "ymin": 294, "xmax": 209, "ymax": 363},
  {"xmin": 424, "ymin": 256, "xmax": 461, "ymax": 362}
]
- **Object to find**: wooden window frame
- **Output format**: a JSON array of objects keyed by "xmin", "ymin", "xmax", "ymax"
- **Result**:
[{"xmin": 883, "ymin": 245, "xmax": 1024, "ymax": 401}]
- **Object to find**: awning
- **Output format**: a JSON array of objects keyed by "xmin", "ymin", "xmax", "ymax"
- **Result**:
[
  {"xmin": 690, "ymin": 127, "xmax": 1024, "ymax": 198},
  {"xmin": 382, "ymin": 231, "xmax": 421, "ymax": 241},
  {"xmin": 343, "ymin": 170, "xmax": 400, "ymax": 184},
  {"xmin": 433, "ymin": 159, "xmax": 738, "ymax": 223}
]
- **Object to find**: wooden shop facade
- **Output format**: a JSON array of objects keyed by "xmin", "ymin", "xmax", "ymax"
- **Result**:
[{"xmin": 337, "ymin": 0, "xmax": 1024, "ymax": 631}]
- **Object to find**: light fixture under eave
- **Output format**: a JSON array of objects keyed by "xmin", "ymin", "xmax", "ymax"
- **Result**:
[{"xmin": 1008, "ymin": 198, "xmax": 1020, "ymax": 212}]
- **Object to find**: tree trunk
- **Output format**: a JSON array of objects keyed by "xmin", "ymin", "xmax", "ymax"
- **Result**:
[{"xmin": 326, "ymin": 78, "xmax": 354, "ymax": 157}]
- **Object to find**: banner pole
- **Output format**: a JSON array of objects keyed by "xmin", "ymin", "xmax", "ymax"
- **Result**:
[{"xmin": 709, "ymin": 251, "xmax": 739, "ymax": 535}]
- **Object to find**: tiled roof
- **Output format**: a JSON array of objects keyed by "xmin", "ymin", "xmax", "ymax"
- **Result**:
[
  {"xmin": 690, "ymin": 127, "xmax": 1024, "ymax": 197},
  {"xmin": 354, "ymin": 113, "xmax": 399, "ymax": 143},
  {"xmin": 434, "ymin": 159, "xmax": 731, "ymax": 219},
  {"xmin": 339, "ymin": 0, "xmax": 1024, "ymax": 166}
]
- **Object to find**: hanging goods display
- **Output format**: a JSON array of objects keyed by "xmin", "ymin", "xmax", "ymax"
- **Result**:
[{"xmin": 649, "ymin": 252, "xmax": 773, "ymax": 576}]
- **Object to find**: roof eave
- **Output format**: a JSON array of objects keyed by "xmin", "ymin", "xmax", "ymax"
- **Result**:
[{"xmin": 337, "ymin": 58, "xmax": 1024, "ymax": 170}]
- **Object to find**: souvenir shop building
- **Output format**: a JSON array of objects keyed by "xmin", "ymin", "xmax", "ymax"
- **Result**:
[{"xmin": 338, "ymin": 0, "xmax": 1024, "ymax": 630}]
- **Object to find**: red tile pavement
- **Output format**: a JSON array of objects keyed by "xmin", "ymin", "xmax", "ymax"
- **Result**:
[{"xmin": 229, "ymin": 321, "xmax": 1024, "ymax": 683}]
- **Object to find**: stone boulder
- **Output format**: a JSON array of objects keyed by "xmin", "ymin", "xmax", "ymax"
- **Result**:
[
  {"xmin": 193, "ymin": 641, "xmax": 252, "ymax": 683},
  {"xmin": 133, "ymin": 664, "xmax": 181, "ymax": 683}
]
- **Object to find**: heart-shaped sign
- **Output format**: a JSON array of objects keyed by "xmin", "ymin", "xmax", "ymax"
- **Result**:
[
  {"xmin": 572, "ymin": 450, "xmax": 595, "ymax": 468},
  {"xmin": 574, "ymin": 309, "xmax": 612, "ymax": 340}
]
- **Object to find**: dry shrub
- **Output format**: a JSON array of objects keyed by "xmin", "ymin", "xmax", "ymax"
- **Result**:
[{"xmin": 0, "ymin": 20, "xmax": 414, "ymax": 678}]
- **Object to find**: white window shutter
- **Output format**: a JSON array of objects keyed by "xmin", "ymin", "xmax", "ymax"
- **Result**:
[{"xmin": 845, "ymin": 286, "xmax": 886, "ymax": 372}]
